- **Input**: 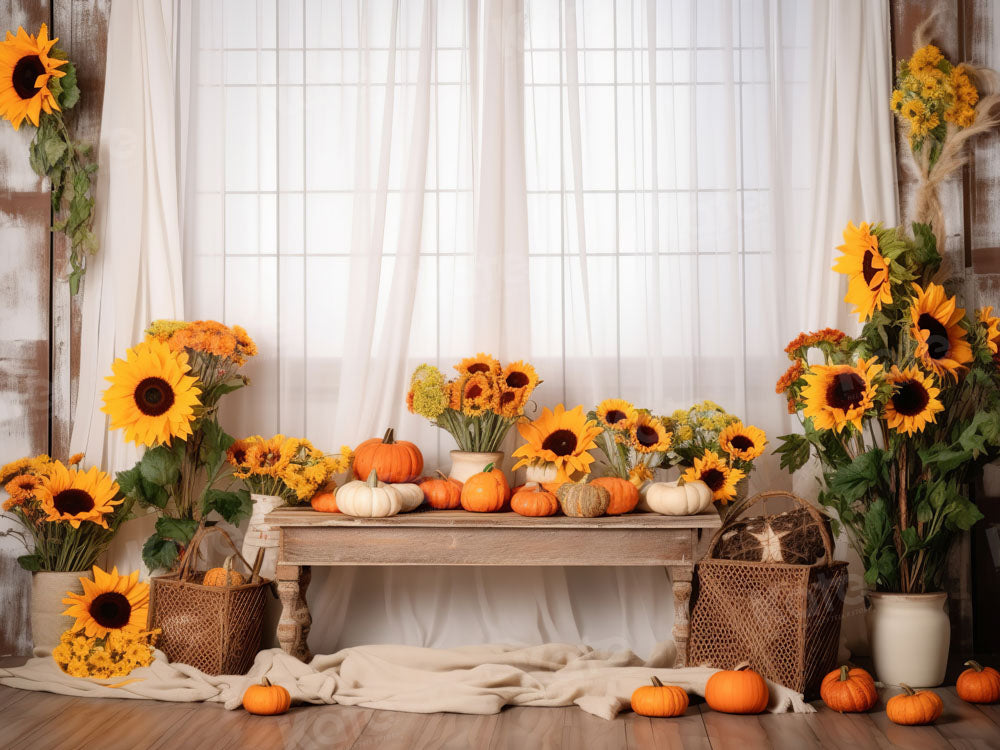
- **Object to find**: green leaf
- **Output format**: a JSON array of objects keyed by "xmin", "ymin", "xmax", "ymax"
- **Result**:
[
  {"xmin": 142, "ymin": 534, "xmax": 179, "ymax": 572},
  {"xmin": 43, "ymin": 136, "xmax": 67, "ymax": 166},
  {"xmin": 916, "ymin": 500, "xmax": 933, "ymax": 524},
  {"xmin": 140, "ymin": 444, "xmax": 182, "ymax": 487},
  {"xmin": 944, "ymin": 498, "xmax": 984, "ymax": 531},
  {"xmin": 199, "ymin": 419, "xmax": 235, "ymax": 477},
  {"xmin": 55, "ymin": 61, "xmax": 80, "ymax": 109},
  {"xmin": 118, "ymin": 463, "xmax": 169, "ymax": 509},
  {"xmin": 774, "ymin": 433, "xmax": 812, "ymax": 473},
  {"xmin": 202, "ymin": 489, "xmax": 252, "ymax": 525},
  {"xmin": 17, "ymin": 554, "xmax": 42, "ymax": 572},
  {"xmin": 154, "ymin": 517, "xmax": 199, "ymax": 545},
  {"xmin": 828, "ymin": 449, "xmax": 889, "ymax": 502}
]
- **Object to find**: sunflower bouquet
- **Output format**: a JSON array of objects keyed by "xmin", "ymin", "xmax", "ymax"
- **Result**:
[
  {"xmin": 406, "ymin": 355, "xmax": 540, "ymax": 452},
  {"xmin": 1, "ymin": 24, "xmax": 97, "ymax": 293},
  {"xmin": 661, "ymin": 401, "xmax": 766, "ymax": 512},
  {"xmin": 587, "ymin": 399, "xmax": 673, "ymax": 486},
  {"xmin": 105, "ymin": 320, "xmax": 258, "ymax": 571},
  {"xmin": 227, "ymin": 435, "xmax": 352, "ymax": 504},
  {"xmin": 1, "ymin": 454, "xmax": 134, "ymax": 572},
  {"xmin": 54, "ymin": 565, "xmax": 158, "ymax": 678},
  {"xmin": 511, "ymin": 404, "xmax": 603, "ymax": 485},
  {"xmin": 775, "ymin": 220, "xmax": 1000, "ymax": 593}
]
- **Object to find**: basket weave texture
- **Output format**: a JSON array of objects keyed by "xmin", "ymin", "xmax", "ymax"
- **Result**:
[
  {"xmin": 148, "ymin": 525, "xmax": 270, "ymax": 676},
  {"xmin": 688, "ymin": 491, "xmax": 848, "ymax": 698}
]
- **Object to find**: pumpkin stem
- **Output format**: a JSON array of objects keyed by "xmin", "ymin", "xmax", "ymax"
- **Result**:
[
  {"xmin": 733, "ymin": 662, "xmax": 752, "ymax": 672},
  {"xmin": 262, "ymin": 677, "xmax": 272, "ymax": 687},
  {"xmin": 435, "ymin": 470, "xmax": 450, "ymax": 481},
  {"xmin": 651, "ymin": 676, "xmax": 663, "ymax": 687},
  {"xmin": 964, "ymin": 660, "xmax": 984, "ymax": 672},
  {"xmin": 899, "ymin": 683, "xmax": 916, "ymax": 696},
  {"xmin": 839, "ymin": 665, "xmax": 850, "ymax": 682},
  {"xmin": 383, "ymin": 427, "xmax": 396, "ymax": 444},
  {"xmin": 483, "ymin": 462, "xmax": 495, "ymax": 473},
  {"xmin": 366, "ymin": 469, "xmax": 379, "ymax": 487}
]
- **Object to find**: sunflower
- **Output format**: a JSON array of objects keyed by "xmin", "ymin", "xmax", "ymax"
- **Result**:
[
  {"xmin": 882, "ymin": 365, "xmax": 943, "ymax": 436},
  {"xmin": 101, "ymin": 340, "xmax": 202, "ymax": 447},
  {"xmin": 978, "ymin": 306, "xmax": 1000, "ymax": 359},
  {"xmin": 497, "ymin": 387, "xmax": 528, "ymax": 418},
  {"xmin": 832, "ymin": 222, "xmax": 893, "ymax": 321},
  {"xmin": 455, "ymin": 353, "xmax": 501, "ymax": 377},
  {"xmin": 801, "ymin": 357, "xmax": 882, "ymax": 433},
  {"xmin": 909, "ymin": 282, "xmax": 973, "ymax": 380},
  {"xmin": 501, "ymin": 361, "xmax": 539, "ymax": 395},
  {"xmin": 36, "ymin": 462, "xmax": 121, "ymax": 528},
  {"xmin": 681, "ymin": 451, "xmax": 745, "ymax": 504},
  {"xmin": 62, "ymin": 566, "xmax": 149, "ymax": 638},
  {"xmin": 718, "ymin": 422, "xmax": 767, "ymax": 461},
  {"xmin": 460, "ymin": 372, "xmax": 497, "ymax": 416},
  {"xmin": 245, "ymin": 435, "xmax": 290, "ymax": 476},
  {"xmin": 629, "ymin": 413, "xmax": 672, "ymax": 453},
  {"xmin": 226, "ymin": 436, "xmax": 258, "ymax": 475},
  {"xmin": 512, "ymin": 404, "xmax": 603, "ymax": 483},
  {"xmin": 596, "ymin": 398, "xmax": 637, "ymax": 430},
  {"xmin": 0, "ymin": 24, "xmax": 67, "ymax": 130}
]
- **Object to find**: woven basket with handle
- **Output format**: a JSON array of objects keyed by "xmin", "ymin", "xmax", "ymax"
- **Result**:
[
  {"xmin": 148, "ymin": 525, "xmax": 269, "ymax": 676},
  {"xmin": 688, "ymin": 491, "xmax": 848, "ymax": 698}
]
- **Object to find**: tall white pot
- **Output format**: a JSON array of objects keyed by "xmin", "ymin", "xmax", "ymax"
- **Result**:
[
  {"xmin": 449, "ymin": 451, "xmax": 504, "ymax": 484},
  {"xmin": 31, "ymin": 571, "xmax": 89, "ymax": 651},
  {"xmin": 242, "ymin": 493, "xmax": 283, "ymax": 647},
  {"xmin": 867, "ymin": 591, "xmax": 950, "ymax": 687}
]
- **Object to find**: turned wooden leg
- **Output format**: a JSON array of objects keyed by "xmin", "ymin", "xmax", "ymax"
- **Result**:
[
  {"xmin": 668, "ymin": 565, "xmax": 693, "ymax": 668},
  {"xmin": 297, "ymin": 565, "xmax": 313, "ymax": 661},
  {"xmin": 276, "ymin": 563, "xmax": 311, "ymax": 660}
]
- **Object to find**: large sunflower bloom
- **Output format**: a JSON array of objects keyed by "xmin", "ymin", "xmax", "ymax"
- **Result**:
[
  {"xmin": 460, "ymin": 372, "xmax": 498, "ymax": 416},
  {"xmin": 497, "ymin": 387, "xmax": 528, "ymax": 418},
  {"xmin": 681, "ymin": 451, "xmax": 745, "ymax": 504},
  {"xmin": 455, "ymin": 353, "xmax": 501, "ymax": 377},
  {"xmin": 909, "ymin": 282, "xmax": 973, "ymax": 380},
  {"xmin": 629, "ymin": 413, "xmax": 672, "ymax": 453},
  {"xmin": 801, "ymin": 357, "xmax": 882, "ymax": 433},
  {"xmin": 36, "ymin": 462, "xmax": 121, "ymax": 529},
  {"xmin": 0, "ymin": 24, "xmax": 66, "ymax": 130},
  {"xmin": 512, "ymin": 404, "xmax": 602, "ymax": 482},
  {"xmin": 501, "ymin": 361, "xmax": 539, "ymax": 396},
  {"xmin": 102, "ymin": 340, "xmax": 202, "ymax": 447},
  {"xmin": 62, "ymin": 566, "xmax": 149, "ymax": 638},
  {"xmin": 246, "ymin": 434, "xmax": 290, "ymax": 476},
  {"xmin": 718, "ymin": 422, "xmax": 767, "ymax": 461},
  {"xmin": 882, "ymin": 365, "xmax": 944, "ymax": 436},
  {"xmin": 832, "ymin": 222, "xmax": 893, "ymax": 321},
  {"xmin": 596, "ymin": 398, "xmax": 637, "ymax": 430}
]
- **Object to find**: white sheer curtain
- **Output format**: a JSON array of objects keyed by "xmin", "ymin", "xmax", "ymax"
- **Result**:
[{"xmin": 172, "ymin": 0, "xmax": 896, "ymax": 656}]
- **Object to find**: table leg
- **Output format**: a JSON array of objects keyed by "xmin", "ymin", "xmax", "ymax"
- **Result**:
[
  {"xmin": 667, "ymin": 564, "xmax": 693, "ymax": 668},
  {"xmin": 276, "ymin": 564, "xmax": 312, "ymax": 661}
]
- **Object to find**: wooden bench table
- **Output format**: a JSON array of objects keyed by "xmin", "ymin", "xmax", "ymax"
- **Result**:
[{"xmin": 264, "ymin": 507, "xmax": 722, "ymax": 666}]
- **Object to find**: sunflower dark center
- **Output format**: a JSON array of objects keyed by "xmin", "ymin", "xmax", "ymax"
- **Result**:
[
  {"xmin": 892, "ymin": 379, "xmax": 930, "ymax": 417},
  {"xmin": 506, "ymin": 372, "xmax": 529, "ymax": 388},
  {"xmin": 89, "ymin": 592, "xmax": 133, "ymax": 629},
  {"xmin": 52, "ymin": 488, "xmax": 95, "ymax": 516},
  {"xmin": 826, "ymin": 372, "xmax": 866, "ymax": 410},
  {"xmin": 604, "ymin": 409, "xmax": 627, "ymax": 425},
  {"xmin": 636, "ymin": 424, "xmax": 659, "ymax": 446},
  {"xmin": 701, "ymin": 468, "xmax": 725, "ymax": 492},
  {"xmin": 542, "ymin": 429, "xmax": 578, "ymax": 456},
  {"xmin": 466, "ymin": 384, "xmax": 483, "ymax": 400},
  {"xmin": 134, "ymin": 377, "xmax": 175, "ymax": 416},
  {"xmin": 12, "ymin": 55, "xmax": 45, "ymax": 99},
  {"xmin": 862, "ymin": 249, "xmax": 881, "ymax": 286},
  {"xmin": 231, "ymin": 448, "xmax": 247, "ymax": 464},
  {"xmin": 467, "ymin": 363, "xmax": 491, "ymax": 374},
  {"xmin": 499, "ymin": 391, "xmax": 516, "ymax": 406},
  {"xmin": 729, "ymin": 435, "xmax": 754, "ymax": 451},
  {"xmin": 917, "ymin": 313, "xmax": 951, "ymax": 360}
]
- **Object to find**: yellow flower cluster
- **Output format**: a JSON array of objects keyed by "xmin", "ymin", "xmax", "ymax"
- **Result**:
[
  {"xmin": 668, "ymin": 402, "xmax": 766, "ymax": 476},
  {"xmin": 406, "ymin": 355, "xmax": 540, "ymax": 421},
  {"xmin": 228, "ymin": 435, "xmax": 352, "ymax": 502},
  {"xmin": 53, "ymin": 627, "xmax": 159, "ymax": 679},
  {"xmin": 145, "ymin": 319, "xmax": 258, "ymax": 366},
  {"xmin": 892, "ymin": 45, "xmax": 979, "ymax": 148},
  {"xmin": 2, "ymin": 454, "xmax": 54, "ymax": 512}
]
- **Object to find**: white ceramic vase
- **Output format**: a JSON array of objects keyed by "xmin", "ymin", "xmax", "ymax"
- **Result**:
[
  {"xmin": 867, "ymin": 591, "xmax": 950, "ymax": 687},
  {"xmin": 31, "ymin": 570, "xmax": 88, "ymax": 650},
  {"xmin": 242, "ymin": 493, "xmax": 283, "ymax": 647},
  {"xmin": 449, "ymin": 451, "xmax": 504, "ymax": 484}
]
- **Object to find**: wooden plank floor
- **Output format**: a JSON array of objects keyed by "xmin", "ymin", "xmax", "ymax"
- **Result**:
[{"xmin": 1, "ymin": 684, "xmax": 998, "ymax": 750}]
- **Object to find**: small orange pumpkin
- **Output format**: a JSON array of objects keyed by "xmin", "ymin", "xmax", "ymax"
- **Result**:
[
  {"xmin": 460, "ymin": 462, "xmax": 510, "ymax": 512},
  {"xmin": 820, "ymin": 665, "xmax": 877, "ymax": 713},
  {"xmin": 310, "ymin": 489, "xmax": 338, "ymax": 513},
  {"xmin": 590, "ymin": 476, "xmax": 639, "ymax": 515},
  {"xmin": 418, "ymin": 471, "xmax": 462, "ymax": 510},
  {"xmin": 353, "ymin": 428, "xmax": 424, "ymax": 483},
  {"xmin": 885, "ymin": 684, "xmax": 943, "ymax": 725},
  {"xmin": 956, "ymin": 660, "xmax": 1000, "ymax": 704},
  {"xmin": 511, "ymin": 484, "xmax": 559, "ymax": 517},
  {"xmin": 203, "ymin": 555, "xmax": 245, "ymax": 587},
  {"xmin": 704, "ymin": 664, "xmax": 769, "ymax": 715},
  {"xmin": 242, "ymin": 677, "xmax": 291, "ymax": 715},
  {"xmin": 630, "ymin": 676, "xmax": 689, "ymax": 717}
]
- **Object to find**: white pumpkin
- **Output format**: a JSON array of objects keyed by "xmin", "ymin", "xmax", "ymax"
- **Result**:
[
  {"xmin": 336, "ymin": 470, "xmax": 403, "ymax": 517},
  {"xmin": 392, "ymin": 483, "xmax": 424, "ymax": 512},
  {"xmin": 640, "ymin": 479, "xmax": 713, "ymax": 516}
]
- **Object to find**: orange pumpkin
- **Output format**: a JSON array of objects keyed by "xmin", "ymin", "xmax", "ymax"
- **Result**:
[
  {"xmin": 820, "ymin": 665, "xmax": 877, "ymax": 713},
  {"xmin": 460, "ymin": 462, "xmax": 510, "ymax": 512},
  {"xmin": 590, "ymin": 476, "xmax": 639, "ymax": 515},
  {"xmin": 885, "ymin": 684, "xmax": 943, "ymax": 725},
  {"xmin": 630, "ymin": 676, "xmax": 689, "ymax": 717},
  {"xmin": 353, "ymin": 428, "xmax": 423, "ymax": 483},
  {"xmin": 511, "ymin": 484, "xmax": 559, "ymax": 517},
  {"xmin": 704, "ymin": 664, "xmax": 769, "ymax": 714},
  {"xmin": 203, "ymin": 556, "xmax": 245, "ymax": 587},
  {"xmin": 310, "ymin": 489, "xmax": 338, "ymax": 513},
  {"xmin": 417, "ymin": 471, "xmax": 462, "ymax": 510},
  {"xmin": 242, "ymin": 677, "xmax": 291, "ymax": 715},
  {"xmin": 956, "ymin": 660, "xmax": 1000, "ymax": 704}
]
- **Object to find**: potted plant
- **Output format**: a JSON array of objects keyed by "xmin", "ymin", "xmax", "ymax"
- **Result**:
[
  {"xmin": 1, "ymin": 454, "xmax": 134, "ymax": 648},
  {"xmin": 587, "ymin": 399, "xmax": 673, "ymax": 487},
  {"xmin": 775, "ymin": 220, "xmax": 1000, "ymax": 687},
  {"xmin": 104, "ymin": 320, "xmax": 258, "ymax": 572},
  {"xmin": 406, "ymin": 355, "xmax": 540, "ymax": 482}
]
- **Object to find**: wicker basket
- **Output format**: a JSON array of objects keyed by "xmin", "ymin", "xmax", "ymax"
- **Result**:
[
  {"xmin": 688, "ymin": 491, "xmax": 848, "ymax": 698},
  {"xmin": 148, "ymin": 525, "xmax": 270, "ymax": 676}
]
